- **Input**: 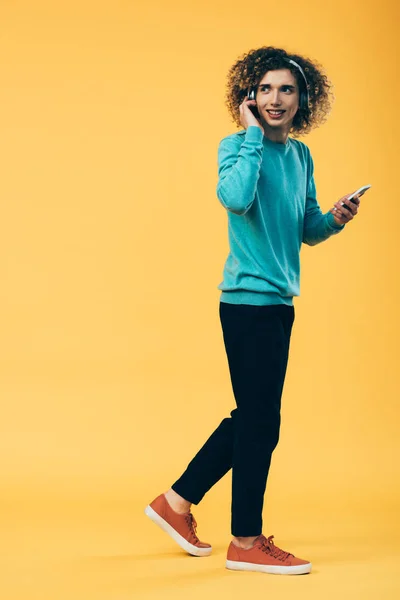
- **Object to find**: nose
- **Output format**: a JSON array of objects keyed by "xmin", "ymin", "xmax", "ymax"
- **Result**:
[{"xmin": 270, "ymin": 90, "xmax": 281, "ymax": 106}]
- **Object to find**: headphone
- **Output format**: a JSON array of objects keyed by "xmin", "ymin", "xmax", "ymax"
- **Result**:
[{"xmin": 247, "ymin": 58, "xmax": 310, "ymax": 112}]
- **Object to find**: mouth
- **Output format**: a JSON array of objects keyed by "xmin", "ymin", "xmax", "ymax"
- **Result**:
[{"xmin": 266, "ymin": 110, "xmax": 285, "ymax": 119}]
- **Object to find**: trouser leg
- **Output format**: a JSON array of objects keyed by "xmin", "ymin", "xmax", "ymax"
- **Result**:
[
  {"xmin": 219, "ymin": 302, "xmax": 295, "ymax": 536},
  {"xmin": 171, "ymin": 301, "xmax": 294, "ymax": 536},
  {"xmin": 171, "ymin": 413, "xmax": 234, "ymax": 504}
]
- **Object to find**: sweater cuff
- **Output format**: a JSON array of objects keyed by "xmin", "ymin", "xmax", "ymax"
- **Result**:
[
  {"xmin": 245, "ymin": 126, "xmax": 264, "ymax": 143},
  {"xmin": 326, "ymin": 211, "xmax": 345, "ymax": 230}
]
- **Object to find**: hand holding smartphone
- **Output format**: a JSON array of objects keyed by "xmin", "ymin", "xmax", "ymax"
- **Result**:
[
  {"xmin": 347, "ymin": 184, "xmax": 371, "ymax": 204},
  {"xmin": 247, "ymin": 88, "xmax": 261, "ymax": 120},
  {"xmin": 332, "ymin": 184, "xmax": 371, "ymax": 221},
  {"xmin": 239, "ymin": 90, "xmax": 264, "ymax": 134},
  {"xmin": 341, "ymin": 184, "xmax": 371, "ymax": 212}
]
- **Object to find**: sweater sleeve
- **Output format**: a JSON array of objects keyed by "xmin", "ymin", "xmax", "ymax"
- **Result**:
[
  {"xmin": 302, "ymin": 149, "xmax": 345, "ymax": 246},
  {"xmin": 216, "ymin": 126, "xmax": 264, "ymax": 215}
]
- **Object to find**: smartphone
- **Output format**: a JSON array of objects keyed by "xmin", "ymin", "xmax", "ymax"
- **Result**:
[
  {"xmin": 247, "ymin": 88, "xmax": 260, "ymax": 119},
  {"xmin": 347, "ymin": 184, "xmax": 371, "ymax": 204}
]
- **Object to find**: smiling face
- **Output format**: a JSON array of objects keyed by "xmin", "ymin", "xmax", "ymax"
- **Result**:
[{"xmin": 256, "ymin": 68, "xmax": 300, "ymax": 136}]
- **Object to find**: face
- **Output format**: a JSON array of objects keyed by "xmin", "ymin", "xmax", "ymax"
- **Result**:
[{"xmin": 255, "ymin": 68, "xmax": 300, "ymax": 131}]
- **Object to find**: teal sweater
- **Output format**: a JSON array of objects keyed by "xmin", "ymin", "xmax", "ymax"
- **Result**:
[{"xmin": 216, "ymin": 125, "xmax": 345, "ymax": 306}]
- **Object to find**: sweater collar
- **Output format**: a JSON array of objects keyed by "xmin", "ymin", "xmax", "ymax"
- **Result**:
[{"xmin": 263, "ymin": 135, "xmax": 292, "ymax": 152}]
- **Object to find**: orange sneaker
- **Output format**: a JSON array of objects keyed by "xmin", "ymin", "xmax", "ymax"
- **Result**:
[
  {"xmin": 226, "ymin": 534, "xmax": 312, "ymax": 575},
  {"xmin": 144, "ymin": 493, "xmax": 212, "ymax": 557}
]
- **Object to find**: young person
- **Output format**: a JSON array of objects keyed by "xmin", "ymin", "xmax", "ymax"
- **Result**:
[{"xmin": 145, "ymin": 46, "xmax": 361, "ymax": 576}]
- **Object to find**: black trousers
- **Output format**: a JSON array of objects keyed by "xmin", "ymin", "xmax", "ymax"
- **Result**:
[{"xmin": 171, "ymin": 301, "xmax": 295, "ymax": 537}]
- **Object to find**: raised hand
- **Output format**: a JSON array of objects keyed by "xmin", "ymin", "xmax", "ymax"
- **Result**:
[
  {"xmin": 329, "ymin": 192, "xmax": 361, "ymax": 225},
  {"xmin": 239, "ymin": 96, "xmax": 265, "ymax": 135}
]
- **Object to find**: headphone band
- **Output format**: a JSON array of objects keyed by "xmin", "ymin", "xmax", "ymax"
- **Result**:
[{"xmin": 283, "ymin": 58, "xmax": 310, "ymax": 105}]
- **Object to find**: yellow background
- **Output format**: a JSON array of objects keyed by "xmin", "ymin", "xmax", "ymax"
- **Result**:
[{"xmin": 0, "ymin": 0, "xmax": 399, "ymax": 598}]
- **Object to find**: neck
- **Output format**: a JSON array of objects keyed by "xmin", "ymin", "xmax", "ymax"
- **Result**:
[{"xmin": 260, "ymin": 119, "xmax": 290, "ymax": 145}]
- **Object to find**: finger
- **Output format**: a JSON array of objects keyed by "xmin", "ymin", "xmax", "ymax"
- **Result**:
[
  {"xmin": 331, "ymin": 207, "xmax": 350, "ymax": 223},
  {"xmin": 337, "ymin": 199, "xmax": 356, "ymax": 212},
  {"xmin": 331, "ymin": 211, "xmax": 347, "ymax": 224},
  {"xmin": 335, "ymin": 201, "xmax": 355, "ymax": 218},
  {"xmin": 350, "ymin": 196, "xmax": 360, "ymax": 206},
  {"xmin": 346, "ymin": 198, "xmax": 360, "ymax": 210},
  {"xmin": 343, "ymin": 202, "xmax": 358, "ymax": 215},
  {"xmin": 332, "ymin": 210, "xmax": 345, "ymax": 221}
]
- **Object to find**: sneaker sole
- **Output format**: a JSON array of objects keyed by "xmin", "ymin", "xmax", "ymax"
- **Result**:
[
  {"xmin": 144, "ymin": 505, "xmax": 212, "ymax": 557},
  {"xmin": 226, "ymin": 559, "xmax": 312, "ymax": 575}
]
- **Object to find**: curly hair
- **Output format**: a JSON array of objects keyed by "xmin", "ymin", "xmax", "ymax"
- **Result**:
[{"xmin": 224, "ymin": 45, "xmax": 335, "ymax": 138}]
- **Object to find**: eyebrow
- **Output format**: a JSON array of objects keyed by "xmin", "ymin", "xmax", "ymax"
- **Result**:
[{"xmin": 258, "ymin": 83, "xmax": 296, "ymax": 90}]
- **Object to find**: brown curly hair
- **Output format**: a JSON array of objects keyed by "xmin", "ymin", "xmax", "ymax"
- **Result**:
[{"xmin": 224, "ymin": 45, "xmax": 335, "ymax": 138}]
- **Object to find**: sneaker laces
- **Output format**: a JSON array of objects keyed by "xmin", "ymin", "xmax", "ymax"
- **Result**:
[
  {"xmin": 258, "ymin": 535, "xmax": 294, "ymax": 561},
  {"xmin": 184, "ymin": 512, "xmax": 200, "ymax": 543}
]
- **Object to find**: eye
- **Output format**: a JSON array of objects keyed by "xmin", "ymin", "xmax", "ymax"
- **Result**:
[{"xmin": 259, "ymin": 86, "xmax": 293, "ymax": 93}]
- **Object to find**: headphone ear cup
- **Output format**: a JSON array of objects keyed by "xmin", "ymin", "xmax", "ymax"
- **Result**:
[{"xmin": 300, "ymin": 92, "xmax": 308, "ymax": 111}]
